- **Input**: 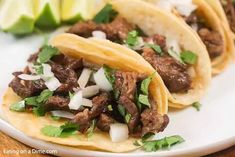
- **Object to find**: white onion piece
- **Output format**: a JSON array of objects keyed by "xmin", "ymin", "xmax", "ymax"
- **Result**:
[
  {"xmin": 44, "ymin": 77, "xmax": 61, "ymax": 91},
  {"xmin": 82, "ymin": 98, "xmax": 93, "ymax": 107},
  {"xmin": 109, "ymin": 123, "xmax": 129, "ymax": 142},
  {"xmin": 94, "ymin": 68, "xmax": 112, "ymax": 91},
  {"xmin": 173, "ymin": 0, "xmax": 197, "ymax": 17},
  {"xmin": 82, "ymin": 85, "xmax": 99, "ymax": 98},
  {"xmin": 77, "ymin": 68, "xmax": 92, "ymax": 88},
  {"xmin": 51, "ymin": 110, "xmax": 75, "ymax": 119},
  {"xmin": 166, "ymin": 38, "xmax": 181, "ymax": 54},
  {"xmin": 41, "ymin": 64, "xmax": 54, "ymax": 78},
  {"xmin": 68, "ymin": 90, "xmax": 83, "ymax": 110},
  {"xmin": 18, "ymin": 74, "xmax": 41, "ymax": 80},
  {"xmin": 191, "ymin": 23, "xmax": 198, "ymax": 32},
  {"xmin": 92, "ymin": 31, "xmax": 107, "ymax": 39},
  {"xmin": 132, "ymin": 37, "xmax": 145, "ymax": 50}
]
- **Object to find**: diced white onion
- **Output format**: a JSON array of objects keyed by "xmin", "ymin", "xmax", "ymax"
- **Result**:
[
  {"xmin": 166, "ymin": 38, "xmax": 181, "ymax": 54},
  {"xmin": 132, "ymin": 37, "xmax": 145, "ymax": 50},
  {"xmin": 68, "ymin": 90, "xmax": 83, "ymax": 110},
  {"xmin": 82, "ymin": 85, "xmax": 99, "ymax": 98},
  {"xmin": 41, "ymin": 64, "xmax": 54, "ymax": 78},
  {"xmin": 156, "ymin": 0, "xmax": 173, "ymax": 12},
  {"xmin": 172, "ymin": 0, "xmax": 197, "ymax": 17},
  {"xmin": 18, "ymin": 74, "xmax": 41, "ymax": 80},
  {"xmin": 191, "ymin": 23, "xmax": 198, "ymax": 32},
  {"xmin": 94, "ymin": 68, "xmax": 112, "ymax": 91},
  {"xmin": 77, "ymin": 68, "xmax": 92, "ymax": 88},
  {"xmin": 109, "ymin": 123, "xmax": 129, "ymax": 143},
  {"xmin": 44, "ymin": 77, "xmax": 61, "ymax": 91},
  {"xmin": 51, "ymin": 110, "xmax": 75, "ymax": 119},
  {"xmin": 92, "ymin": 31, "xmax": 107, "ymax": 39},
  {"xmin": 82, "ymin": 98, "xmax": 93, "ymax": 107}
]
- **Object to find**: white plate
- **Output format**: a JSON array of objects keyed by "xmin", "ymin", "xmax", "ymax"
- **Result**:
[{"xmin": 0, "ymin": 30, "xmax": 235, "ymax": 157}]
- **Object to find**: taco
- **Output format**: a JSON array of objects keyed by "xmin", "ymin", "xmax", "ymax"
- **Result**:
[
  {"xmin": 67, "ymin": 0, "xmax": 211, "ymax": 107},
  {"xmin": 146, "ymin": 0, "xmax": 235, "ymax": 75},
  {"xmin": 2, "ymin": 32, "xmax": 169, "ymax": 152}
]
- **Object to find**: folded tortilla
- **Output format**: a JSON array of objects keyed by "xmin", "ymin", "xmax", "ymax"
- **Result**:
[{"xmin": 2, "ymin": 32, "xmax": 168, "ymax": 152}]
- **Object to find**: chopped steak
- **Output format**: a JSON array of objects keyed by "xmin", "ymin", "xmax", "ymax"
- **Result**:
[
  {"xmin": 141, "ymin": 109, "xmax": 169, "ymax": 135},
  {"xmin": 44, "ymin": 96, "xmax": 69, "ymax": 111},
  {"xmin": 144, "ymin": 34, "xmax": 166, "ymax": 49},
  {"xmin": 71, "ymin": 109, "xmax": 91, "ymax": 132},
  {"xmin": 27, "ymin": 52, "xmax": 39, "ymax": 62},
  {"xmin": 221, "ymin": 0, "xmax": 235, "ymax": 32},
  {"xmin": 97, "ymin": 113, "xmax": 115, "ymax": 132},
  {"xmin": 68, "ymin": 16, "xmax": 135, "ymax": 41},
  {"xmin": 52, "ymin": 54, "xmax": 83, "ymax": 70},
  {"xmin": 185, "ymin": 12, "xmax": 198, "ymax": 25},
  {"xmin": 142, "ymin": 48, "xmax": 191, "ymax": 93},
  {"xmin": 89, "ymin": 92, "xmax": 109, "ymax": 119},
  {"xmin": 198, "ymin": 28, "xmax": 224, "ymax": 59}
]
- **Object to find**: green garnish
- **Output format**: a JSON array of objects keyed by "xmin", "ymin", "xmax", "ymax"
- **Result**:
[
  {"xmin": 138, "ymin": 94, "xmax": 151, "ymax": 108},
  {"xmin": 93, "ymin": 4, "xmax": 118, "ymax": 24},
  {"xmin": 140, "ymin": 73, "xmax": 155, "ymax": 95},
  {"xmin": 36, "ymin": 89, "xmax": 53, "ymax": 103},
  {"xmin": 134, "ymin": 135, "xmax": 184, "ymax": 152},
  {"xmin": 180, "ymin": 51, "xmax": 198, "ymax": 65},
  {"xmin": 145, "ymin": 44, "xmax": 163, "ymax": 55},
  {"xmin": 142, "ymin": 132, "xmax": 155, "ymax": 141},
  {"xmin": 51, "ymin": 115, "xmax": 60, "ymax": 121},
  {"xmin": 25, "ymin": 96, "xmax": 38, "ymax": 106},
  {"xmin": 125, "ymin": 30, "xmax": 139, "ymax": 47},
  {"xmin": 9, "ymin": 101, "xmax": 25, "ymax": 112},
  {"xmin": 192, "ymin": 102, "xmax": 201, "ymax": 111},
  {"xmin": 41, "ymin": 122, "xmax": 79, "ymax": 137},
  {"xmin": 33, "ymin": 64, "xmax": 43, "ymax": 75},
  {"xmin": 38, "ymin": 45, "xmax": 59, "ymax": 63},
  {"xmin": 103, "ymin": 65, "xmax": 116, "ymax": 86},
  {"xmin": 69, "ymin": 91, "xmax": 75, "ymax": 99},
  {"xmin": 107, "ymin": 104, "xmax": 113, "ymax": 111},
  {"xmin": 117, "ymin": 104, "xmax": 126, "ymax": 117},
  {"xmin": 125, "ymin": 113, "xmax": 131, "ymax": 123},
  {"xmin": 87, "ymin": 119, "xmax": 97, "ymax": 138},
  {"xmin": 33, "ymin": 104, "xmax": 46, "ymax": 116},
  {"xmin": 168, "ymin": 48, "xmax": 184, "ymax": 64}
]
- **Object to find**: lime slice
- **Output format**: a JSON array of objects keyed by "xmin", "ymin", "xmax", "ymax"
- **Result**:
[
  {"xmin": 61, "ymin": 0, "xmax": 98, "ymax": 23},
  {"xmin": 33, "ymin": 0, "xmax": 60, "ymax": 28},
  {"xmin": 0, "ymin": 0, "xmax": 35, "ymax": 34}
]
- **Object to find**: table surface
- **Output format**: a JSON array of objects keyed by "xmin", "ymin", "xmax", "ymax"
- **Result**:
[{"xmin": 0, "ymin": 131, "xmax": 234, "ymax": 157}]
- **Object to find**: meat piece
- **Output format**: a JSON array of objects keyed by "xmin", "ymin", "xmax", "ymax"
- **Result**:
[
  {"xmin": 142, "ymin": 48, "xmax": 191, "ymax": 93},
  {"xmin": 44, "ymin": 96, "xmax": 70, "ymax": 111},
  {"xmin": 115, "ymin": 71, "xmax": 145, "ymax": 133},
  {"xmin": 97, "ymin": 113, "xmax": 114, "ymax": 132},
  {"xmin": 221, "ymin": 0, "xmax": 235, "ymax": 32},
  {"xmin": 89, "ymin": 93, "xmax": 109, "ymax": 119},
  {"xmin": 144, "ymin": 34, "xmax": 166, "ymax": 49},
  {"xmin": 198, "ymin": 28, "xmax": 224, "ymax": 59},
  {"xmin": 27, "ymin": 52, "xmax": 39, "ymax": 63},
  {"xmin": 9, "ymin": 77, "xmax": 33, "ymax": 98},
  {"xmin": 185, "ymin": 12, "xmax": 198, "ymax": 25},
  {"xmin": 24, "ymin": 80, "xmax": 46, "ymax": 94},
  {"xmin": 71, "ymin": 109, "xmax": 91, "ymax": 132},
  {"xmin": 67, "ymin": 16, "xmax": 135, "ymax": 41},
  {"xmin": 141, "ymin": 109, "xmax": 169, "ymax": 135},
  {"xmin": 52, "ymin": 54, "xmax": 83, "ymax": 70}
]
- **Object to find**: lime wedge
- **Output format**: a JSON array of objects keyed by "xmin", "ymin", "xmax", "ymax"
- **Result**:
[
  {"xmin": 0, "ymin": 0, "xmax": 35, "ymax": 34},
  {"xmin": 61, "ymin": 0, "xmax": 98, "ymax": 23},
  {"xmin": 33, "ymin": 0, "xmax": 60, "ymax": 28}
]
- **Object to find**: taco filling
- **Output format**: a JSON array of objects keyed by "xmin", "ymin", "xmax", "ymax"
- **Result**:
[
  {"xmin": 68, "ymin": 4, "xmax": 198, "ymax": 93},
  {"xmin": 8, "ymin": 45, "xmax": 169, "ymax": 141},
  {"xmin": 220, "ymin": 0, "xmax": 235, "ymax": 32}
]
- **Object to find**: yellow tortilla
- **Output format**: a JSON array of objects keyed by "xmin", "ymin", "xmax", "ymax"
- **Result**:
[{"xmin": 2, "ymin": 32, "xmax": 168, "ymax": 152}]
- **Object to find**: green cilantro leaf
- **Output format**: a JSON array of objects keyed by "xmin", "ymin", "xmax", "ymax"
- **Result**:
[
  {"xmin": 125, "ymin": 113, "xmax": 131, "ymax": 123},
  {"xmin": 168, "ymin": 48, "xmax": 184, "ymax": 64},
  {"xmin": 93, "ymin": 4, "xmax": 118, "ymax": 24},
  {"xmin": 103, "ymin": 65, "xmax": 116, "ymax": 86},
  {"xmin": 192, "ymin": 102, "xmax": 201, "ymax": 111},
  {"xmin": 180, "ymin": 51, "xmax": 198, "ymax": 65},
  {"xmin": 107, "ymin": 104, "xmax": 113, "ymax": 111},
  {"xmin": 33, "ymin": 64, "xmax": 43, "ymax": 75},
  {"xmin": 126, "ymin": 30, "xmax": 139, "ymax": 47},
  {"xmin": 36, "ymin": 89, "xmax": 53, "ymax": 103},
  {"xmin": 140, "ymin": 73, "xmax": 155, "ymax": 95},
  {"xmin": 33, "ymin": 104, "xmax": 46, "ymax": 116},
  {"xmin": 41, "ymin": 125, "xmax": 62, "ymax": 137},
  {"xmin": 10, "ymin": 101, "xmax": 25, "ymax": 112},
  {"xmin": 138, "ymin": 94, "xmax": 151, "ymax": 108},
  {"xmin": 87, "ymin": 119, "xmax": 97, "ymax": 138},
  {"xmin": 117, "ymin": 104, "xmax": 126, "ymax": 117},
  {"xmin": 60, "ymin": 122, "xmax": 80, "ymax": 132},
  {"xmin": 142, "ymin": 132, "xmax": 155, "ymax": 141},
  {"xmin": 145, "ymin": 44, "xmax": 163, "ymax": 55},
  {"xmin": 50, "ymin": 115, "xmax": 60, "ymax": 121},
  {"xmin": 38, "ymin": 45, "xmax": 59, "ymax": 63},
  {"xmin": 25, "ymin": 96, "xmax": 38, "ymax": 106},
  {"xmin": 69, "ymin": 92, "xmax": 74, "ymax": 99}
]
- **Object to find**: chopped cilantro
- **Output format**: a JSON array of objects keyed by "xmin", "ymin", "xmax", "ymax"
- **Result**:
[
  {"xmin": 125, "ymin": 30, "xmax": 139, "ymax": 47},
  {"xmin": 140, "ymin": 73, "xmax": 155, "ymax": 95},
  {"xmin": 117, "ymin": 104, "xmax": 126, "ymax": 117},
  {"xmin": 50, "ymin": 115, "xmax": 60, "ymax": 121},
  {"xmin": 87, "ymin": 119, "xmax": 97, "ymax": 138},
  {"xmin": 107, "ymin": 104, "xmax": 113, "ymax": 111},
  {"xmin": 142, "ymin": 132, "xmax": 155, "ymax": 141},
  {"xmin": 125, "ymin": 113, "xmax": 131, "ymax": 123},
  {"xmin": 103, "ymin": 65, "xmax": 115, "ymax": 86},
  {"xmin": 38, "ymin": 45, "xmax": 59, "ymax": 63},
  {"xmin": 93, "ymin": 4, "xmax": 118, "ymax": 24},
  {"xmin": 138, "ymin": 94, "xmax": 151, "ymax": 108},
  {"xmin": 10, "ymin": 101, "xmax": 25, "ymax": 112},
  {"xmin": 41, "ymin": 125, "xmax": 62, "ymax": 137},
  {"xmin": 25, "ymin": 96, "xmax": 38, "ymax": 106},
  {"xmin": 168, "ymin": 48, "xmax": 184, "ymax": 64},
  {"xmin": 33, "ymin": 64, "xmax": 43, "ymax": 75},
  {"xmin": 69, "ymin": 92, "xmax": 74, "ymax": 99},
  {"xmin": 145, "ymin": 44, "xmax": 163, "ymax": 55},
  {"xmin": 135, "ymin": 135, "xmax": 184, "ymax": 152},
  {"xmin": 33, "ymin": 104, "xmax": 46, "ymax": 116},
  {"xmin": 36, "ymin": 89, "xmax": 53, "ymax": 103},
  {"xmin": 180, "ymin": 51, "xmax": 198, "ymax": 64},
  {"xmin": 192, "ymin": 102, "xmax": 201, "ymax": 111}
]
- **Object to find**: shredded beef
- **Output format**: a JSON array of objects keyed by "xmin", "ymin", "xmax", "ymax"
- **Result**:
[
  {"xmin": 142, "ymin": 48, "xmax": 191, "ymax": 93},
  {"xmin": 44, "ymin": 96, "xmax": 70, "ymax": 111},
  {"xmin": 141, "ymin": 109, "xmax": 169, "ymax": 135},
  {"xmin": 97, "ymin": 113, "xmax": 115, "ymax": 132},
  {"xmin": 198, "ymin": 28, "xmax": 224, "ymax": 59},
  {"xmin": 68, "ymin": 16, "xmax": 135, "ymax": 41},
  {"xmin": 89, "ymin": 92, "xmax": 109, "ymax": 119}
]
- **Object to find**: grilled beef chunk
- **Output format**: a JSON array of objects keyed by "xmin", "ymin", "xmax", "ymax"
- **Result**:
[
  {"xmin": 144, "ymin": 34, "xmax": 166, "ymax": 50},
  {"xmin": 185, "ymin": 12, "xmax": 198, "ymax": 24},
  {"xmin": 142, "ymin": 48, "xmax": 191, "ymax": 93},
  {"xmin": 141, "ymin": 109, "xmax": 169, "ymax": 135},
  {"xmin": 44, "ymin": 96, "xmax": 70, "ymax": 111},
  {"xmin": 68, "ymin": 16, "xmax": 135, "ymax": 41},
  {"xmin": 89, "ymin": 92, "xmax": 109, "ymax": 119},
  {"xmin": 52, "ymin": 55, "xmax": 83, "ymax": 70},
  {"xmin": 97, "ymin": 113, "xmax": 115, "ymax": 132},
  {"xmin": 72, "ymin": 109, "xmax": 91, "ymax": 132},
  {"xmin": 198, "ymin": 28, "xmax": 224, "ymax": 59},
  {"xmin": 221, "ymin": 0, "xmax": 235, "ymax": 32}
]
